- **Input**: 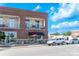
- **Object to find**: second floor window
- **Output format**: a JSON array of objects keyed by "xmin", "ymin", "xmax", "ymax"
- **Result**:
[
  {"xmin": 25, "ymin": 19, "xmax": 30, "ymax": 29},
  {"xmin": 0, "ymin": 18, "xmax": 3, "ymax": 25},
  {"xmin": 8, "ymin": 18, "xmax": 16, "ymax": 28},
  {"xmin": 0, "ymin": 17, "xmax": 6, "ymax": 27},
  {"xmin": 35, "ymin": 20, "xmax": 39, "ymax": 28}
]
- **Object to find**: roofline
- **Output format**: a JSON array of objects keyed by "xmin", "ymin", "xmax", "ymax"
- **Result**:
[{"xmin": 0, "ymin": 6, "xmax": 48, "ymax": 15}]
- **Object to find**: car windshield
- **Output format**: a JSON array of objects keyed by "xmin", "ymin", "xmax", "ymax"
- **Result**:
[
  {"xmin": 73, "ymin": 39, "xmax": 78, "ymax": 40},
  {"xmin": 56, "ymin": 38, "xmax": 64, "ymax": 40}
]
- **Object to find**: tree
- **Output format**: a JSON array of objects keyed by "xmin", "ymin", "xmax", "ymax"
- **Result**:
[
  {"xmin": 0, "ymin": 31, "xmax": 5, "ymax": 41},
  {"xmin": 63, "ymin": 31, "xmax": 71, "ymax": 36},
  {"xmin": 53, "ymin": 32, "xmax": 60, "ymax": 35}
]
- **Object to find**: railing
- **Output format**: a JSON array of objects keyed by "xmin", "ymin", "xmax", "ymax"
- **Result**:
[
  {"xmin": 0, "ymin": 24, "xmax": 18, "ymax": 29},
  {"xmin": 26, "ymin": 25, "xmax": 46, "ymax": 30},
  {"xmin": 0, "ymin": 24, "xmax": 8, "ymax": 28}
]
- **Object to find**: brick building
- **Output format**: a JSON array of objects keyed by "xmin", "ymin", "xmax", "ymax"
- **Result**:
[{"xmin": 0, "ymin": 6, "xmax": 48, "ymax": 43}]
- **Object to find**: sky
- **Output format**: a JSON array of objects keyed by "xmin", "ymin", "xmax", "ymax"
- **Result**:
[{"xmin": 0, "ymin": 3, "xmax": 79, "ymax": 34}]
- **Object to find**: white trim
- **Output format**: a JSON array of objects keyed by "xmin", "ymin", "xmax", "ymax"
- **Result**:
[
  {"xmin": 0, "ymin": 14, "xmax": 19, "ymax": 17},
  {"xmin": 26, "ymin": 17, "xmax": 45, "ymax": 21}
]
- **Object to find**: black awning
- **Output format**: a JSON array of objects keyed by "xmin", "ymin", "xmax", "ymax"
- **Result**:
[{"xmin": 28, "ymin": 32, "xmax": 44, "ymax": 36}]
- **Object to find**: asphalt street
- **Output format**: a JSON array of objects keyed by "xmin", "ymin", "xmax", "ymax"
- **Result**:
[{"xmin": 0, "ymin": 44, "xmax": 79, "ymax": 56}]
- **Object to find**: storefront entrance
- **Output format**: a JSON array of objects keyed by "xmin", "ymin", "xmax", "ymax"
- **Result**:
[{"xmin": 28, "ymin": 32, "xmax": 44, "ymax": 44}]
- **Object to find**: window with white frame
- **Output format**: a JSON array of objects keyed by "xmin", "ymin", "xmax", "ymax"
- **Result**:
[
  {"xmin": 35, "ymin": 20, "xmax": 40, "ymax": 29},
  {"xmin": 8, "ymin": 18, "xmax": 16, "ymax": 28},
  {"xmin": 0, "ymin": 17, "xmax": 4, "ymax": 25},
  {"xmin": 25, "ymin": 19, "xmax": 30, "ymax": 29},
  {"xmin": 5, "ymin": 31, "xmax": 17, "ymax": 38}
]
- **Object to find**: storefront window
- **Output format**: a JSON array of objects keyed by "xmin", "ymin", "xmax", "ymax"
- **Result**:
[{"xmin": 5, "ymin": 31, "xmax": 17, "ymax": 38}]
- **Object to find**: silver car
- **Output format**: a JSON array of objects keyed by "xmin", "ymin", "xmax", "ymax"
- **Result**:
[
  {"xmin": 47, "ymin": 38, "xmax": 65, "ymax": 46},
  {"xmin": 70, "ymin": 38, "xmax": 79, "ymax": 44}
]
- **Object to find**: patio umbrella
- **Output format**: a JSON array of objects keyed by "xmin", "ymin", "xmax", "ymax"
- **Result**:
[{"xmin": 32, "ymin": 34, "xmax": 37, "ymax": 37}]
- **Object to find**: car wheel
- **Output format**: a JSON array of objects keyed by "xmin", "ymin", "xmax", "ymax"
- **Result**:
[
  {"xmin": 48, "ymin": 44, "xmax": 51, "ymax": 46},
  {"xmin": 72, "ymin": 42, "xmax": 74, "ymax": 44},
  {"xmin": 52, "ymin": 42, "xmax": 56, "ymax": 46},
  {"xmin": 62, "ymin": 42, "xmax": 65, "ymax": 45},
  {"xmin": 57, "ymin": 43, "xmax": 60, "ymax": 45},
  {"xmin": 66, "ymin": 43, "xmax": 69, "ymax": 45}
]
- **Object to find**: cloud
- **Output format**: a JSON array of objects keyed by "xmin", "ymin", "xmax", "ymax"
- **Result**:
[
  {"xmin": 50, "ymin": 7, "xmax": 54, "ymax": 11},
  {"xmin": 33, "ymin": 5, "xmax": 41, "ymax": 11},
  {"xmin": 51, "ymin": 21, "xmax": 79, "ymax": 29},
  {"xmin": 46, "ymin": 6, "xmax": 55, "ymax": 15},
  {"xmin": 50, "ymin": 3, "xmax": 79, "ymax": 22}
]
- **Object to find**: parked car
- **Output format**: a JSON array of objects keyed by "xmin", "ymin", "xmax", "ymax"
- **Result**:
[
  {"xmin": 70, "ymin": 38, "xmax": 79, "ymax": 44},
  {"xmin": 65, "ymin": 38, "xmax": 71, "ymax": 44},
  {"xmin": 65, "ymin": 40, "xmax": 70, "ymax": 44},
  {"xmin": 47, "ymin": 39, "xmax": 55, "ymax": 46},
  {"xmin": 47, "ymin": 38, "xmax": 65, "ymax": 46}
]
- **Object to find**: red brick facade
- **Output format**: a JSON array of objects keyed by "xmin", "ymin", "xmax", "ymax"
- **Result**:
[{"xmin": 0, "ymin": 6, "xmax": 48, "ymax": 40}]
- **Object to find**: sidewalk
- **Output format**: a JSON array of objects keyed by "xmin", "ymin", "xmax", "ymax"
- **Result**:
[
  {"xmin": 0, "ymin": 44, "xmax": 12, "ymax": 51},
  {"xmin": 13, "ymin": 44, "xmax": 47, "ymax": 48},
  {"xmin": 0, "ymin": 47, "xmax": 10, "ymax": 51},
  {"xmin": 0, "ymin": 44, "xmax": 47, "ymax": 50},
  {"xmin": 0, "ymin": 48, "xmax": 6, "ymax": 51}
]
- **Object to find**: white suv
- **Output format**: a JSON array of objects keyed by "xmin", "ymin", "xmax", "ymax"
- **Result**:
[{"xmin": 47, "ymin": 38, "xmax": 65, "ymax": 46}]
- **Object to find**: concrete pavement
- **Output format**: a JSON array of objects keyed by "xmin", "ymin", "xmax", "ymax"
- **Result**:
[
  {"xmin": 0, "ymin": 47, "xmax": 11, "ymax": 51},
  {"xmin": 0, "ymin": 44, "xmax": 79, "ymax": 56}
]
